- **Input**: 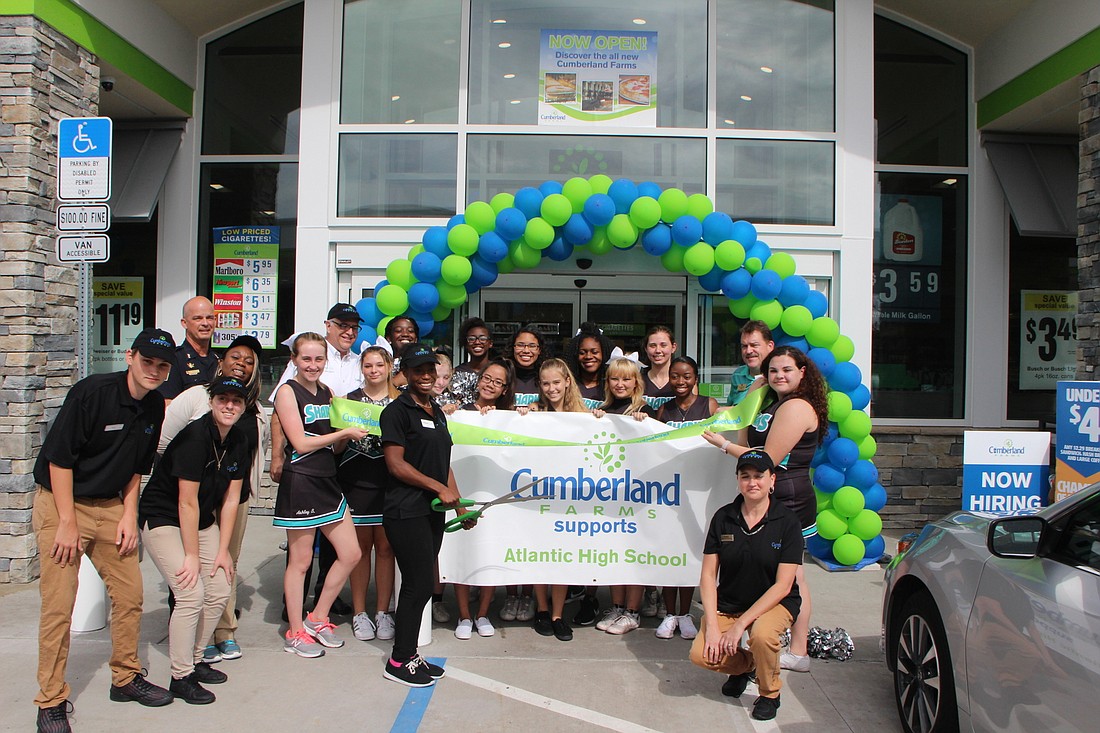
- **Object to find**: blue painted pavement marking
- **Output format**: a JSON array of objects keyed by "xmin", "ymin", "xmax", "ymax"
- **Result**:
[{"xmin": 389, "ymin": 657, "xmax": 447, "ymax": 733}]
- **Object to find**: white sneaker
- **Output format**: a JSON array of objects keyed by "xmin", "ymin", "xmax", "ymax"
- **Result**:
[
  {"xmin": 432, "ymin": 601, "xmax": 451, "ymax": 624},
  {"xmin": 499, "ymin": 595, "xmax": 518, "ymax": 622},
  {"xmin": 606, "ymin": 610, "xmax": 640, "ymax": 635},
  {"xmin": 353, "ymin": 612, "xmax": 376, "ymax": 641},
  {"xmin": 655, "ymin": 614, "xmax": 679, "ymax": 639},
  {"xmin": 475, "ymin": 616, "xmax": 496, "ymax": 637},
  {"xmin": 656, "ymin": 597, "xmax": 668, "ymax": 619},
  {"xmin": 595, "ymin": 605, "xmax": 625, "ymax": 631},
  {"xmin": 374, "ymin": 611, "xmax": 396, "ymax": 641},
  {"xmin": 640, "ymin": 589, "xmax": 659, "ymax": 617},
  {"xmin": 515, "ymin": 596, "xmax": 536, "ymax": 622},
  {"xmin": 454, "ymin": 618, "xmax": 473, "ymax": 640},
  {"xmin": 780, "ymin": 652, "xmax": 810, "ymax": 672},
  {"xmin": 678, "ymin": 615, "xmax": 698, "ymax": 640}
]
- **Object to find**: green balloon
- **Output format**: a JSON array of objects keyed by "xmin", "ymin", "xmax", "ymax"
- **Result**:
[
  {"xmin": 660, "ymin": 244, "xmax": 686, "ymax": 273},
  {"xmin": 407, "ymin": 243, "xmax": 425, "ymax": 261},
  {"xmin": 436, "ymin": 280, "xmax": 467, "ymax": 308},
  {"xmin": 497, "ymin": 255, "xmax": 515, "ymax": 275},
  {"xmin": 814, "ymin": 487, "xmax": 832, "ymax": 513},
  {"xmin": 714, "ymin": 240, "xmax": 745, "ymax": 271},
  {"xmin": 540, "ymin": 193, "xmax": 573, "ymax": 227},
  {"xmin": 779, "ymin": 304, "xmax": 813, "ymax": 337},
  {"xmin": 440, "ymin": 254, "xmax": 472, "ymax": 286},
  {"xmin": 683, "ymin": 242, "xmax": 716, "ymax": 276},
  {"xmin": 562, "ymin": 177, "xmax": 593, "ymax": 212},
  {"xmin": 728, "ymin": 294, "xmax": 758, "ymax": 319},
  {"xmin": 840, "ymin": 409, "xmax": 872, "ymax": 441},
  {"xmin": 629, "ymin": 196, "xmax": 661, "ymax": 230},
  {"xmin": 588, "ymin": 174, "xmax": 612, "ymax": 194},
  {"xmin": 377, "ymin": 316, "xmax": 393, "ymax": 335},
  {"xmin": 447, "ymin": 223, "xmax": 479, "ymax": 256},
  {"xmin": 386, "ymin": 259, "xmax": 417, "ymax": 290},
  {"xmin": 832, "ymin": 486, "xmax": 865, "ymax": 518},
  {"xmin": 832, "ymin": 533, "xmax": 864, "ymax": 566},
  {"xmin": 431, "ymin": 304, "xmax": 452, "ymax": 321},
  {"xmin": 658, "ymin": 188, "xmax": 688, "ymax": 223},
  {"xmin": 465, "ymin": 201, "xmax": 497, "ymax": 235},
  {"xmin": 744, "ymin": 256, "xmax": 765, "ymax": 274},
  {"xmin": 764, "ymin": 252, "xmax": 797, "ymax": 279},
  {"xmin": 509, "ymin": 238, "xmax": 541, "ymax": 269},
  {"xmin": 685, "ymin": 193, "xmax": 713, "ymax": 221},
  {"xmin": 588, "ymin": 227, "xmax": 612, "ymax": 255},
  {"xmin": 806, "ymin": 316, "xmax": 840, "ymax": 348},
  {"xmin": 858, "ymin": 434, "xmax": 877, "ymax": 460},
  {"xmin": 490, "ymin": 192, "xmax": 515, "ymax": 213},
  {"xmin": 849, "ymin": 509, "xmax": 883, "ymax": 541},
  {"xmin": 831, "ymin": 334, "xmax": 855, "ymax": 362},
  {"xmin": 607, "ymin": 214, "xmax": 640, "ymax": 249},
  {"xmin": 525, "ymin": 217, "xmax": 556, "ymax": 249},
  {"xmin": 827, "ymin": 391, "xmax": 853, "ymax": 423},
  {"xmin": 816, "ymin": 509, "xmax": 847, "ymax": 540},
  {"xmin": 376, "ymin": 284, "xmax": 409, "ymax": 317},
  {"xmin": 750, "ymin": 299, "xmax": 783, "ymax": 330}
]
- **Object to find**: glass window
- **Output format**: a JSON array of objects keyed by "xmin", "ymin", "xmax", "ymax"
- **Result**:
[
  {"xmin": 341, "ymin": 0, "xmax": 461, "ymax": 124},
  {"xmin": 202, "ymin": 3, "xmax": 303, "ymax": 155},
  {"xmin": 468, "ymin": 0, "xmax": 706, "ymax": 127},
  {"xmin": 715, "ymin": 139, "xmax": 834, "ymax": 225},
  {"xmin": 874, "ymin": 15, "xmax": 967, "ymax": 167},
  {"xmin": 715, "ymin": 0, "xmax": 834, "ymax": 132},
  {"xmin": 338, "ymin": 134, "xmax": 458, "ymax": 217},
  {"xmin": 467, "ymin": 134, "xmax": 705, "ymax": 202},
  {"xmin": 871, "ymin": 173, "xmax": 967, "ymax": 418}
]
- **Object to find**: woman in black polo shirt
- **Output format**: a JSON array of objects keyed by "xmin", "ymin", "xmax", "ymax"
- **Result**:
[
  {"xmin": 380, "ymin": 343, "xmax": 471, "ymax": 688},
  {"xmin": 689, "ymin": 449, "xmax": 803, "ymax": 722},
  {"xmin": 140, "ymin": 377, "xmax": 252, "ymax": 705}
]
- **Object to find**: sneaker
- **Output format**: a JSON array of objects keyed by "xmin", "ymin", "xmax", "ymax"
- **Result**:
[
  {"xmin": 533, "ymin": 611, "xmax": 554, "ymax": 636},
  {"xmin": 383, "ymin": 656, "xmax": 435, "ymax": 688},
  {"xmin": 432, "ymin": 601, "xmax": 451, "ymax": 624},
  {"xmin": 595, "ymin": 605, "xmax": 625, "ymax": 631},
  {"xmin": 499, "ymin": 595, "xmax": 519, "ymax": 621},
  {"xmin": 216, "ymin": 639, "xmax": 242, "ymax": 660},
  {"xmin": 454, "ymin": 618, "xmax": 474, "ymax": 640},
  {"xmin": 655, "ymin": 614, "xmax": 679, "ymax": 639},
  {"xmin": 353, "ymin": 612, "xmax": 376, "ymax": 641},
  {"xmin": 515, "ymin": 596, "xmax": 536, "ymax": 622},
  {"xmin": 36, "ymin": 701, "xmax": 73, "ymax": 733},
  {"xmin": 552, "ymin": 617, "xmax": 573, "ymax": 641},
  {"xmin": 606, "ymin": 610, "xmax": 640, "ymax": 635},
  {"xmin": 656, "ymin": 597, "xmax": 668, "ymax": 619},
  {"xmin": 283, "ymin": 628, "xmax": 325, "ymax": 658},
  {"xmin": 721, "ymin": 673, "xmax": 751, "ymax": 698},
  {"xmin": 780, "ymin": 652, "xmax": 810, "ymax": 672},
  {"xmin": 304, "ymin": 613, "xmax": 344, "ymax": 648},
  {"xmin": 573, "ymin": 595, "xmax": 600, "ymax": 626},
  {"xmin": 413, "ymin": 654, "xmax": 446, "ymax": 679},
  {"xmin": 752, "ymin": 694, "xmax": 781, "ymax": 721},
  {"xmin": 191, "ymin": 661, "xmax": 227, "ymax": 685},
  {"xmin": 202, "ymin": 644, "xmax": 222, "ymax": 664},
  {"xmin": 109, "ymin": 672, "xmax": 174, "ymax": 707},
  {"xmin": 679, "ymin": 615, "xmax": 698, "ymax": 640},
  {"xmin": 475, "ymin": 616, "xmax": 496, "ymax": 637},
  {"xmin": 641, "ymin": 589, "xmax": 659, "ymax": 617},
  {"xmin": 374, "ymin": 611, "xmax": 396, "ymax": 641},
  {"xmin": 169, "ymin": 674, "xmax": 215, "ymax": 705}
]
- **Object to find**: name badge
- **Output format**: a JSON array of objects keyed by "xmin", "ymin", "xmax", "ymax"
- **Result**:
[
  {"xmin": 104, "ymin": 423, "xmax": 124, "ymax": 432},
  {"xmin": 720, "ymin": 534, "xmax": 736, "ymax": 543},
  {"xmin": 421, "ymin": 418, "xmax": 436, "ymax": 429}
]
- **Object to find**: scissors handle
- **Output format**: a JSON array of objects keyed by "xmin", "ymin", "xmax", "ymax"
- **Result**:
[
  {"xmin": 442, "ymin": 509, "xmax": 484, "ymax": 533},
  {"xmin": 431, "ymin": 497, "xmax": 476, "ymax": 512}
]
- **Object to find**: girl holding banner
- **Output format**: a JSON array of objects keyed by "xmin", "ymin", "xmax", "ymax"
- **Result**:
[
  {"xmin": 508, "ymin": 326, "xmax": 545, "ymax": 408},
  {"xmin": 565, "ymin": 322, "xmax": 613, "ymax": 410},
  {"xmin": 641, "ymin": 326, "xmax": 678, "ymax": 412}
]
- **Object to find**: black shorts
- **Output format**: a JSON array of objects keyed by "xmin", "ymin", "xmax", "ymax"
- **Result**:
[
  {"xmin": 344, "ymin": 483, "xmax": 383, "ymax": 526},
  {"xmin": 273, "ymin": 471, "xmax": 347, "ymax": 529},
  {"xmin": 774, "ymin": 472, "xmax": 817, "ymax": 538}
]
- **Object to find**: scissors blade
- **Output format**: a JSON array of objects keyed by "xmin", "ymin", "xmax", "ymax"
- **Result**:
[{"xmin": 481, "ymin": 478, "xmax": 542, "ymax": 508}]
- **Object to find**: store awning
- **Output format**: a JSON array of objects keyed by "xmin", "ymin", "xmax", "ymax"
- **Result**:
[
  {"xmin": 108, "ymin": 125, "xmax": 185, "ymax": 221},
  {"xmin": 982, "ymin": 135, "xmax": 1077, "ymax": 238}
]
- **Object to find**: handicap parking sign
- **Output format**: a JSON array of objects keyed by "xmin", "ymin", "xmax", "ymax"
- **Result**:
[{"xmin": 57, "ymin": 117, "xmax": 112, "ymax": 201}]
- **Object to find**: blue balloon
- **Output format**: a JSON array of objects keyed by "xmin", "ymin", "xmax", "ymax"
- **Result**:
[
  {"xmin": 351, "ymin": 329, "xmax": 371, "ymax": 355},
  {"xmin": 407, "ymin": 310, "xmax": 435, "ymax": 337},
  {"xmin": 822, "ymin": 422, "xmax": 839, "ymax": 448},
  {"xmin": 539, "ymin": 180, "xmax": 564, "ymax": 197},
  {"xmin": 464, "ymin": 279, "xmax": 480, "ymax": 294},
  {"xmin": 807, "ymin": 347, "xmax": 836, "ymax": 378},
  {"xmin": 829, "ymin": 361, "xmax": 863, "ymax": 393},
  {"xmin": 423, "ymin": 226, "xmax": 450, "ymax": 258},
  {"xmin": 637, "ymin": 181, "xmax": 662, "ymax": 199},
  {"xmin": 811, "ymin": 444, "xmax": 829, "ymax": 468},
  {"xmin": 545, "ymin": 236, "xmax": 575, "ymax": 262},
  {"xmin": 514, "ymin": 187, "xmax": 544, "ymax": 220},
  {"xmin": 720, "ymin": 268, "xmax": 752, "ymax": 300},
  {"xmin": 698, "ymin": 266, "xmax": 725, "ymax": 293},
  {"xmin": 607, "ymin": 179, "xmax": 639, "ymax": 214},
  {"xmin": 446, "ymin": 214, "xmax": 465, "ymax": 230},
  {"xmin": 827, "ymin": 437, "xmax": 860, "ymax": 469},
  {"xmin": 641, "ymin": 223, "xmax": 673, "ymax": 256},
  {"xmin": 373, "ymin": 279, "xmax": 389, "ymax": 293},
  {"xmin": 702, "ymin": 212, "xmax": 734, "ymax": 245},
  {"xmin": 848, "ymin": 383, "xmax": 871, "ymax": 411},
  {"xmin": 863, "ymin": 483, "xmax": 887, "ymax": 512},
  {"xmin": 562, "ymin": 213, "xmax": 595, "ymax": 245},
  {"xmin": 469, "ymin": 255, "xmax": 499, "ymax": 288},
  {"xmin": 806, "ymin": 534, "xmax": 834, "ymax": 561},
  {"xmin": 863, "ymin": 535, "xmax": 886, "ymax": 559},
  {"xmin": 750, "ymin": 269, "xmax": 782, "ymax": 301},
  {"xmin": 411, "ymin": 252, "xmax": 442, "ymax": 283},
  {"xmin": 776, "ymin": 336, "xmax": 809, "ymax": 353},
  {"xmin": 407, "ymin": 282, "xmax": 440, "ymax": 313},
  {"xmin": 671, "ymin": 215, "xmax": 703, "ymax": 246},
  {"xmin": 846, "ymin": 459, "xmax": 879, "ymax": 490},
  {"xmin": 582, "ymin": 193, "xmax": 616, "ymax": 226},
  {"xmin": 777, "ymin": 274, "xmax": 810, "ymax": 307},
  {"xmin": 813, "ymin": 463, "xmax": 846, "ymax": 493},
  {"xmin": 355, "ymin": 297, "xmax": 382, "ymax": 326},
  {"xmin": 730, "ymin": 219, "xmax": 758, "ymax": 249},
  {"xmin": 744, "ymin": 240, "xmax": 771, "ymax": 266},
  {"xmin": 478, "ymin": 231, "xmax": 510, "ymax": 263},
  {"xmin": 804, "ymin": 290, "xmax": 829, "ymax": 319},
  {"xmin": 495, "ymin": 207, "xmax": 527, "ymax": 241}
]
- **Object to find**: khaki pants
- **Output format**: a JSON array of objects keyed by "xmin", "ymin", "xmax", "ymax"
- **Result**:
[
  {"xmin": 142, "ymin": 524, "xmax": 231, "ymax": 679},
  {"xmin": 33, "ymin": 488, "xmax": 144, "ymax": 708},
  {"xmin": 213, "ymin": 501, "xmax": 249, "ymax": 644},
  {"xmin": 689, "ymin": 605, "xmax": 793, "ymax": 698}
]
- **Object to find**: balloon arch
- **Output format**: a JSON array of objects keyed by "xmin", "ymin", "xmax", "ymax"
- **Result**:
[{"xmin": 353, "ymin": 175, "xmax": 884, "ymax": 567}]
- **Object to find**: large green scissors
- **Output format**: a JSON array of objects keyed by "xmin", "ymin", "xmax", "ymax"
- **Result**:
[{"xmin": 431, "ymin": 480, "xmax": 542, "ymax": 533}]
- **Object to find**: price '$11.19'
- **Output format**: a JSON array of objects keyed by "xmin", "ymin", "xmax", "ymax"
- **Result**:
[{"xmin": 1025, "ymin": 316, "xmax": 1076, "ymax": 362}]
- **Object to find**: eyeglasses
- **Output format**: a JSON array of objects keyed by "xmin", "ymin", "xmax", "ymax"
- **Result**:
[
  {"xmin": 514, "ymin": 342, "xmax": 540, "ymax": 351},
  {"xmin": 479, "ymin": 375, "xmax": 506, "ymax": 388},
  {"xmin": 466, "ymin": 335, "xmax": 492, "ymax": 344},
  {"xmin": 328, "ymin": 320, "xmax": 360, "ymax": 333}
]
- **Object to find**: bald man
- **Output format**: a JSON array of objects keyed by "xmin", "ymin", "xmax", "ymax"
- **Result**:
[{"xmin": 159, "ymin": 296, "xmax": 220, "ymax": 401}]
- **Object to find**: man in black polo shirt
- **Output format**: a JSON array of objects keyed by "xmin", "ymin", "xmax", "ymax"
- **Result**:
[
  {"xmin": 160, "ymin": 296, "xmax": 219, "ymax": 401},
  {"xmin": 32, "ymin": 328, "xmax": 178, "ymax": 732},
  {"xmin": 689, "ymin": 449, "xmax": 803, "ymax": 722}
]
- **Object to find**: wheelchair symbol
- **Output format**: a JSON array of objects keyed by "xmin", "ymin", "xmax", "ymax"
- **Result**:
[{"xmin": 72, "ymin": 122, "xmax": 97, "ymax": 154}]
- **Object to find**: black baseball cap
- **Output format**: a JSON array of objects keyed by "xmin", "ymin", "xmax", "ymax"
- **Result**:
[
  {"xmin": 208, "ymin": 376, "xmax": 249, "ymax": 398},
  {"xmin": 227, "ymin": 334, "xmax": 263, "ymax": 355},
  {"xmin": 327, "ymin": 303, "xmax": 363, "ymax": 323},
  {"xmin": 131, "ymin": 328, "xmax": 176, "ymax": 362},
  {"xmin": 401, "ymin": 342, "xmax": 440, "ymax": 370},
  {"xmin": 737, "ymin": 449, "xmax": 775, "ymax": 474}
]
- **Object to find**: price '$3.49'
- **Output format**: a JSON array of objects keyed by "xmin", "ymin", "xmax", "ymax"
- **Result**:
[{"xmin": 1025, "ymin": 316, "xmax": 1077, "ymax": 362}]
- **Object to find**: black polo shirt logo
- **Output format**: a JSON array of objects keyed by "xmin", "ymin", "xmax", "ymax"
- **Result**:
[{"xmin": 772, "ymin": 541, "xmax": 782, "ymax": 550}]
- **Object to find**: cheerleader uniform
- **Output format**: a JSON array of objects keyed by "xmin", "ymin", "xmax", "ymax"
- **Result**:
[
  {"xmin": 642, "ymin": 370, "xmax": 675, "ymax": 412},
  {"xmin": 579, "ymin": 381, "xmax": 604, "ymax": 411},
  {"xmin": 602, "ymin": 396, "xmax": 656, "ymax": 418},
  {"xmin": 512, "ymin": 365, "xmax": 540, "ymax": 408},
  {"xmin": 273, "ymin": 381, "xmax": 347, "ymax": 529},
  {"xmin": 746, "ymin": 398, "xmax": 819, "ymax": 536},
  {"xmin": 336, "ymin": 389, "xmax": 391, "ymax": 526},
  {"xmin": 657, "ymin": 397, "xmax": 712, "ymax": 428}
]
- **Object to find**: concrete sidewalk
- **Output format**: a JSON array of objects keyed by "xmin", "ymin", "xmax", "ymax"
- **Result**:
[{"xmin": 1, "ymin": 521, "xmax": 902, "ymax": 732}]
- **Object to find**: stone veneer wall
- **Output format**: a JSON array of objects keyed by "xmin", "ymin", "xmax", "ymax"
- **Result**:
[
  {"xmin": 0, "ymin": 16, "xmax": 94, "ymax": 582},
  {"xmin": 1080, "ymin": 66, "xmax": 1100, "ymax": 380},
  {"xmin": 872, "ymin": 426, "xmax": 964, "ymax": 529}
]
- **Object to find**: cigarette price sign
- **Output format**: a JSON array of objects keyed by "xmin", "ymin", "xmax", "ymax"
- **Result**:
[{"xmin": 212, "ymin": 226, "xmax": 280, "ymax": 348}]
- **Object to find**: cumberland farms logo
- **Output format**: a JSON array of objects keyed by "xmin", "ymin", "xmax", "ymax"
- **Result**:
[{"xmin": 583, "ymin": 430, "xmax": 626, "ymax": 473}]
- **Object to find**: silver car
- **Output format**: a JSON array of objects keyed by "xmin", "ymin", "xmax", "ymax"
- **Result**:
[{"xmin": 882, "ymin": 483, "xmax": 1100, "ymax": 733}]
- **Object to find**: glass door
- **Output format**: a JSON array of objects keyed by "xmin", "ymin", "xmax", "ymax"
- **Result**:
[
  {"xmin": 481, "ymin": 289, "xmax": 578, "ymax": 359},
  {"xmin": 582, "ymin": 292, "xmax": 683, "ymax": 355}
]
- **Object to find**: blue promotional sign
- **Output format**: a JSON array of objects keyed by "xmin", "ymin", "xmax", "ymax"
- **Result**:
[
  {"xmin": 962, "ymin": 431, "xmax": 1050, "ymax": 515},
  {"xmin": 1054, "ymin": 381, "xmax": 1100, "ymax": 501},
  {"xmin": 57, "ymin": 117, "xmax": 112, "ymax": 201}
]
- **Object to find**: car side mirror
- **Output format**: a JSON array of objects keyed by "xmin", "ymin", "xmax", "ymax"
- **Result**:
[{"xmin": 988, "ymin": 516, "xmax": 1047, "ymax": 558}]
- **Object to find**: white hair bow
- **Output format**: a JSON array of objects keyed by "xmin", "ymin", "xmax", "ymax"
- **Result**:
[
  {"xmin": 280, "ymin": 331, "xmax": 301, "ymax": 348},
  {"xmin": 374, "ymin": 335, "xmax": 393, "ymax": 356},
  {"xmin": 575, "ymin": 326, "xmax": 604, "ymax": 336},
  {"xmin": 607, "ymin": 346, "xmax": 641, "ymax": 365}
]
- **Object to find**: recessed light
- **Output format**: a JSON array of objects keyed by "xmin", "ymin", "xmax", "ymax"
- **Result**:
[
  {"xmin": 209, "ymin": 183, "xmax": 224, "ymax": 190},
  {"xmin": 760, "ymin": 66, "xmax": 773, "ymax": 73},
  {"xmin": 503, "ymin": 73, "xmax": 516, "ymax": 79},
  {"xmin": 723, "ymin": 119, "xmax": 735, "ymax": 125},
  {"xmin": 260, "ymin": 210, "xmax": 275, "ymax": 216},
  {"xmin": 391, "ymin": 95, "xmax": 400, "ymax": 101},
  {"xmin": 740, "ymin": 95, "xmax": 752, "ymax": 101},
  {"xmin": 492, "ymin": 18, "xmax": 506, "ymax": 24},
  {"xmin": 509, "ymin": 99, "xmax": 521, "ymax": 105},
  {"xmin": 942, "ymin": 178, "xmax": 957, "ymax": 186},
  {"xmin": 498, "ymin": 42, "xmax": 511, "ymax": 48},
  {"xmin": 404, "ymin": 119, "xmax": 415, "ymax": 124},
  {"xmin": 632, "ymin": 18, "xmax": 646, "ymax": 25}
]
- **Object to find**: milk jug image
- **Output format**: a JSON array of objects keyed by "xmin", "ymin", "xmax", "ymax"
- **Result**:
[{"xmin": 883, "ymin": 199, "xmax": 923, "ymax": 262}]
